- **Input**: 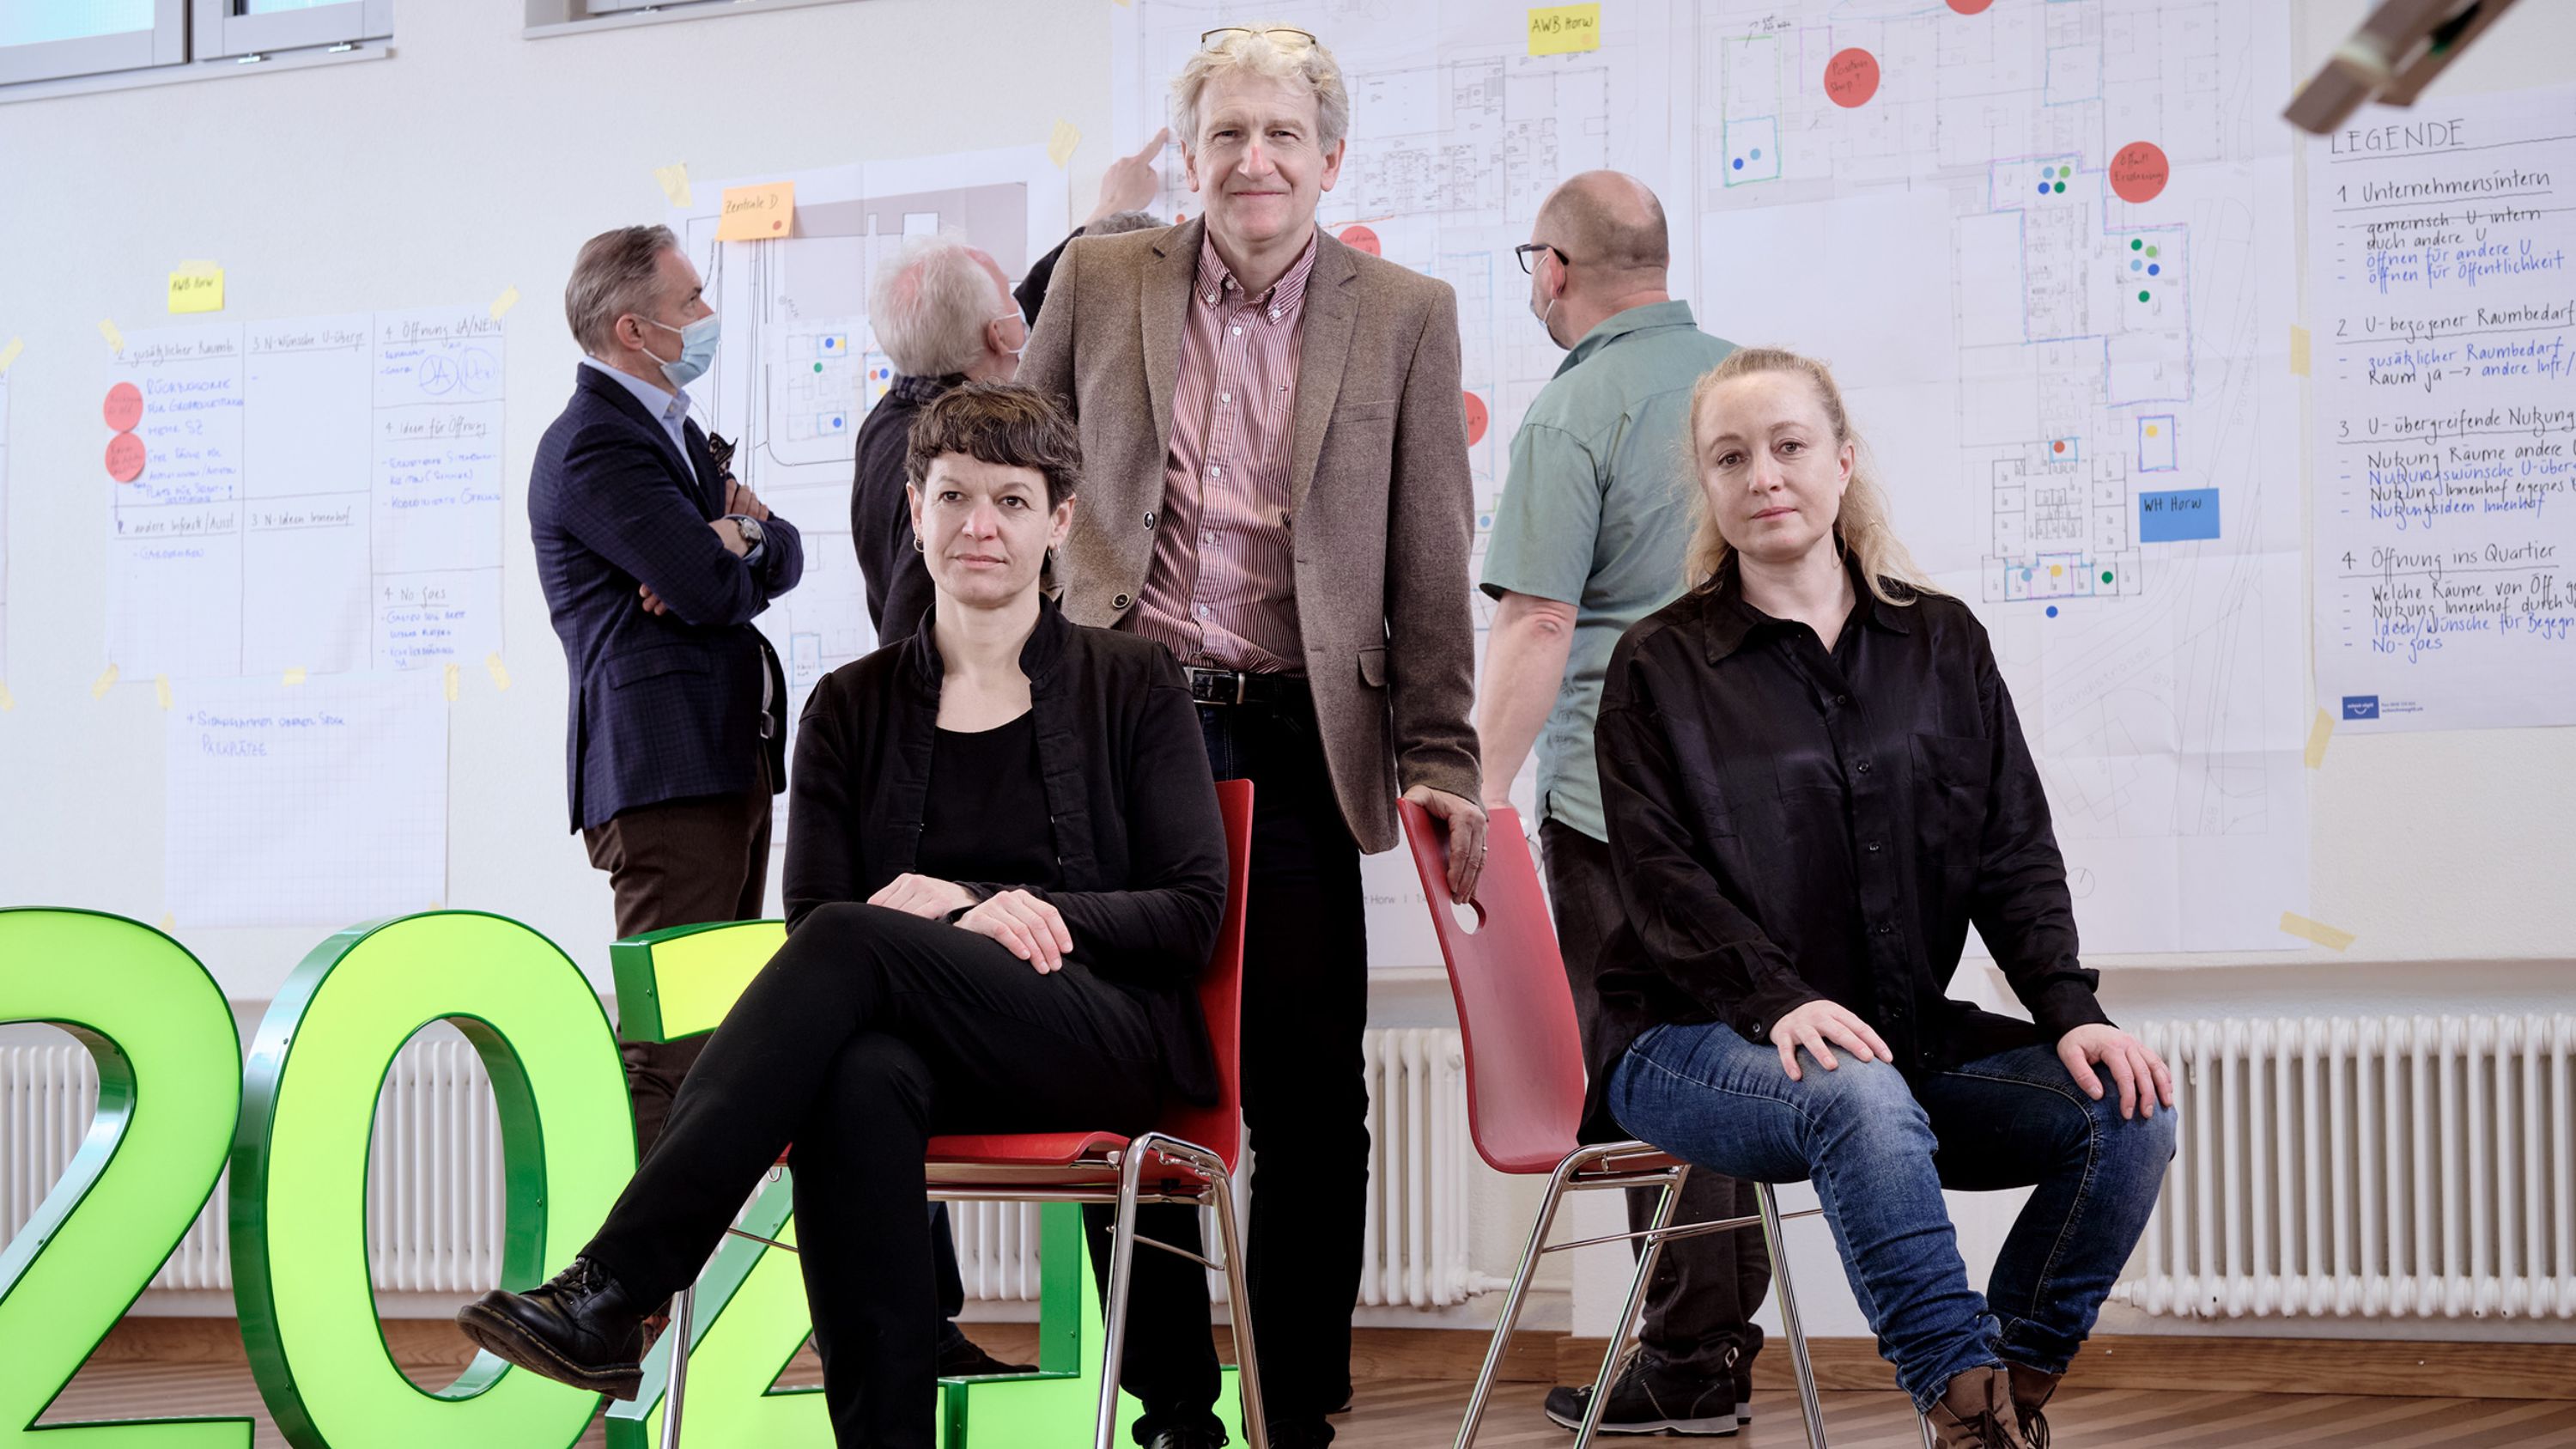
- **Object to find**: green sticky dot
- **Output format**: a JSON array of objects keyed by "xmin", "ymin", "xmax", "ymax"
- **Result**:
[
  {"xmin": 2146, "ymin": 245, "xmax": 2160, "ymax": 258},
  {"xmin": 2131, "ymin": 238, "xmax": 2144, "ymax": 251},
  {"xmin": 2102, "ymin": 569, "xmax": 2115, "ymax": 584},
  {"xmin": 2053, "ymin": 181, "xmax": 2066, "ymax": 193},
  {"xmin": 2138, "ymin": 289, "xmax": 2151, "ymax": 302},
  {"xmin": 812, "ymin": 362, "xmax": 823, "ymax": 373}
]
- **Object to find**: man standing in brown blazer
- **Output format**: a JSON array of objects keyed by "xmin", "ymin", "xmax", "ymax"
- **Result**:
[{"xmin": 1019, "ymin": 25, "xmax": 1486, "ymax": 1449}]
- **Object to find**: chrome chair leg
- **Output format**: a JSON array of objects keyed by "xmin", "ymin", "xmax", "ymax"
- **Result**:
[
  {"xmin": 659, "ymin": 1280, "xmax": 696, "ymax": 1447},
  {"xmin": 1093, "ymin": 1147, "xmax": 1147, "ymax": 1449},
  {"xmin": 1574, "ymin": 1165, "xmax": 1686, "ymax": 1447},
  {"xmin": 1758, "ymin": 1183, "xmax": 1830, "ymax": 1449},
  {"xmin": 1204, "ymin": 1157, "xmax": 1267, "ymax": 1449},
  {"xmin": 1451, "ymin": 1155, "xmax": 1582, "ymax": 1449}
]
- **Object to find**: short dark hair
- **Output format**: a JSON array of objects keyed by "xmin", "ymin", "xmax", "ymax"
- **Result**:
[{"xmin": 904, "ymin": 382, "xmax": 1083, "ymax": 508}]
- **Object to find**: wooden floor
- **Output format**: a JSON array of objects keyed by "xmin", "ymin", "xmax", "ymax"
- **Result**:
[{"xmin": 46, "ymin": 1360, "xmax": 2576, "ymax": 1448}]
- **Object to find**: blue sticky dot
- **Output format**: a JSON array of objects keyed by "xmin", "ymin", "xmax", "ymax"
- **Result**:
[
  {"xmin": 2037, "ymin": 182, "xmax": 2050, "ymax": 195},
  {"xmin": 1752, "ymin": 148, "xmax": 1763, "ymax": 160},
  {"xmin": 2046, "ymin": 606, "xmax": 2060, "ymax": 618},
  {"xmin": 2131, "ymin": 259, "xmax": 2142, "ymax": 271},
  {"xmin": 1734, "ymin": 157, "xmax": 1745, "ymax": 170},
  {"xmin": 2021, "ymin": 568, "xmax": 2033, "ymax": 581},
  {"xmin": 2148, "ymin": 264, "xmax": 2160, "ymax": 276}
]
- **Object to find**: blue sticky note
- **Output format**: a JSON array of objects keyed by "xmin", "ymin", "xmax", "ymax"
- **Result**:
[{"xmin": 2139, "ymin": 488, "xmax": 2220, "ymax": 542}]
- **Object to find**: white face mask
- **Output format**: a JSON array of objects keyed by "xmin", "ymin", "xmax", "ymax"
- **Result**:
[
  {"xmin": 639, "ymin": 313, "xmax": 721, "ymax": 390},
  {"xmin": 990, "ymin": 309, "xmax": 1028, "ymax": 360}
]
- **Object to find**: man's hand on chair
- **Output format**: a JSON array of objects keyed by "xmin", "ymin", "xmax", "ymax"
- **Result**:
[{"xmin": 1404, "ymin": 784, "xmax": 1488, "ymax": 903}]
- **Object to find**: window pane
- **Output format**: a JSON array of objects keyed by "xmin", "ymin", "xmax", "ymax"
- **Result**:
[{"xmin": 0, "ymin": 0, "xmax": 154, "ymax": 46}]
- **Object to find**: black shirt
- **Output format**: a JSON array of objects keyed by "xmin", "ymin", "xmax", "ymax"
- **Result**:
[
  {"xmin": 919, "ymin": 712, "xmax": 1058, "ymax": 888},
  {"xmin": 848, "ymin": 372, "xmax": 963, "ymax": 642},
  {"xmin": 1583, "ymin": 557, "xmax": 2111, "ymax": 1139}
]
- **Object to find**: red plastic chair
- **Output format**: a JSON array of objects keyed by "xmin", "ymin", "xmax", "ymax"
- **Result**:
[
  {"xmin": 1397, "ymin": 801, "xmax": 1829, "ymax": 1449},
  {"xmin": 658, "ymin": 780, "xmax": 1262, "ymax": 1449}
]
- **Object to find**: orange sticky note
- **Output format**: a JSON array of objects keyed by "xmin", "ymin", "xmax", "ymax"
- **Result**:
[{"xmin": 716, "ymin": 182, "xmax": 796, "ymax": 241}]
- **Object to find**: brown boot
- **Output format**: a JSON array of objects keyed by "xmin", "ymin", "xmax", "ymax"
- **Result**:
[
  {"xmin": 2006, "ymin": 1363, "xmax": 2061, "ymax": 1447},
  {"xmin": 1921, "ymin": 1365, "xmax": 2028, "ymax": 1448}
]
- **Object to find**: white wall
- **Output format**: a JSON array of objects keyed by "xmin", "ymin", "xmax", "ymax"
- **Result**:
[{"xmin": 1, "ymin": 0, "xmax": 2571, "ymax": 1346}]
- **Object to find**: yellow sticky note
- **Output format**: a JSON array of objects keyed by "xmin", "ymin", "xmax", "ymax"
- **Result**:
[
  {"xmin": 2302, "ymin": 708, "xmax": 2333, "ymax": 769},
  {"xmin": 443, "ymin": 662, "xmax": 460, "ymax": 702},
  {"xmin": 654, "ymin": 161, "xmax": 693, "ymax": 208},
  {"xmin": 485, "ymin": 652, "xmax": 513, "ymax": 691},
  {"xmin": 0, "ymin": 680, "xmax": 14, "ymax": 711},
  {"xmin": 2289, "ymin": 324, "xmax": 2312, "ymax": 377},
  {"xmin": 155, "ymin": 674, "xmax": 173, "ymax": 710},
  {"xmin": 1048, "ymin": 119, "xmax": 1082, "ymax": 168},
  {"xmin": 283, "ymin": 667, "xmax": 307, "ymax": 685},
  {"xmin": 100, "ymin": 320, "xmax": 125, "ymax": 353},
  {"xmin": 0, "ymin": 337, "xmax": 21, "ymax": 374},
  {"xmin": 91, "ymin": 663, "xmax": 121, "ymax": 698},
  {"xmin": 2280, "ymin": 912, "xmax": 2357, "ymax": 952},
  {"xmin": 1528, "ymin": 3, "xmax": 1601, "ymax": 55},
  {"xmin": 490, "ymin": 286, "xmax": 520, "ymax": 321},
  {"xmin": 167, "ymin": 261, "xmax": 225, "ymax": 314},
  {"xmin": 158, "ymin": 913, "xmax": 176, "ymax": 932},
  {"xmin": 716, "ymin": 182, "xmax": 797, "ymax": 242}
]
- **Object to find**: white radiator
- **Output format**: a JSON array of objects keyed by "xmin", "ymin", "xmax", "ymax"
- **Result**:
[
  {"xmin": 1, "ymin": 1026, "xmax": 1479, "ymax": 1310},
  {"xmin": 2115, "ymin": 1014, "xmax": 2576, "ymax": 1320}
]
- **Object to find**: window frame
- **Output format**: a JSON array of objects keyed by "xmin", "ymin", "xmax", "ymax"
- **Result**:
[
  {"xmin": 0, "ymin": 0, "xmax": 186, "ymax": 87},
  {"xmin": 191, "ymin": 0, "xmax": 392, "ymax": 60},
  {"xmin": 523, "ymin": 0, "xmax": 861, "ymax": 40}
]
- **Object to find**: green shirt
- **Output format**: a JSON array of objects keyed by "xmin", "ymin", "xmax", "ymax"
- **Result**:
[{"xmin": 1479, "ymin": 301, "xmax": 1733, "ymax": 842}]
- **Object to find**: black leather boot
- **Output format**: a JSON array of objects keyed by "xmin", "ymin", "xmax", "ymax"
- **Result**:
[{"xmin": 456, "ymin": 1256, "xmax": 652, "ymax": 1400}]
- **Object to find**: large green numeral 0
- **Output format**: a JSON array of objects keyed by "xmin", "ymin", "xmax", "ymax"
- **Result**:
[
  {"xmin": 231, "ymin": 912, "xmax": 635, "ymax": 1449},
  {"xmin": 0, "ymin": 909, "xmax": 251, "ymax": 1449}
]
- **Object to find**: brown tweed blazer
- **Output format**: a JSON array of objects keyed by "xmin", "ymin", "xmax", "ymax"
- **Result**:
[{"xmin": 1019, "ymin": 217, "xmax": 1480, "ymax": 853}]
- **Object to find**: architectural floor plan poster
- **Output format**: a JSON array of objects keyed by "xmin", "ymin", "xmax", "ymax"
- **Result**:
[
  {"xmin": 2309, "ymin": 83, "xmax": 2576, "ymax": 734},
  {"xmin": 666, "ymin": 146, "xmax": 1068, "ymax": 818},
  {"xmin": 102, "ymin": 307, "xmax": 506, "ymax": 679},
  {"xmin": 1115, "ymin": 0, "xmax": 2306, "ymax": 958}
]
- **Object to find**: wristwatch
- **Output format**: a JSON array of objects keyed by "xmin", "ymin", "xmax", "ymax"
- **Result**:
[{"xmin": 727, "ymin": 513, "xmax": 766, "ymax": 563}]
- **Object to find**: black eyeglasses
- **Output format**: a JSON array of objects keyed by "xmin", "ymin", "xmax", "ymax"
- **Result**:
[
  {"xmin": 1514, "ymin": 242, "xmax": 1571, "ymax": 275},
  {"xmin": 1200, "ymin": 25, "xmax": 1318, "ymax": 48}
]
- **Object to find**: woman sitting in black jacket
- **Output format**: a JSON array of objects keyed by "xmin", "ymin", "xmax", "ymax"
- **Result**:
[{"xmin": 461, "ymin": 383, "xmax": 1229, "ymax": 1448}]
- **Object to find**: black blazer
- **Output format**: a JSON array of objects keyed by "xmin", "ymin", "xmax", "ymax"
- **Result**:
[
  {"xmin": 782, "ymin": 596, "xmax": 1228, "ymax": 1103},
  {"xmin": 529, "ymin": 365, "xmax": 803, "ymax": 830}
]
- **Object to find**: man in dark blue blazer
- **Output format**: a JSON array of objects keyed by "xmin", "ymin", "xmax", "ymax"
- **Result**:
[{"xmin": 531, "ymin": 225, "xmax": 804, "ymax": 1148}]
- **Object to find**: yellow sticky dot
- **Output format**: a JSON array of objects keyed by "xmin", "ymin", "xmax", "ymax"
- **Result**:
[
  {"xmin": 490, "ymin": 286, "xmax": 520, "ymax": 321},
  {"xmin": 486, "ymin": 652, "xmax": 513, "ymax": 691},
  {"xmin": 2280, "ymin": 912, "xmax": 2356, "ymax": 951},
  {"xmin": 155, "ymin": 675, "xmax": 173, "ymax": 710},
  {"xmin": 1048, "ymin": 119, "xmax": 1081, "ymax": 168},
  {"xmin": 443, "ymin": 663, "xmax": 460, "ymax": 702},
  {"xmin": 2049, "ymin": 564, "xmax": 2064, "ymax": 578},
  {"xmin": 2145, "ymin": 423, "xmax": 2160, "ymax": 437},
  {"xmin": 283, "ymin": 667, "xmax": 307, "ymax": 685},
  {"xmin": 92, "ymin": 663, "xmax": 121, "ymax": 698}
]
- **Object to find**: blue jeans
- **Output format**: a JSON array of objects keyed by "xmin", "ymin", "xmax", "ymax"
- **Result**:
[{"xmin": 1609, "ymin": 1022, "xmax": 2176, "ymax": 1411}]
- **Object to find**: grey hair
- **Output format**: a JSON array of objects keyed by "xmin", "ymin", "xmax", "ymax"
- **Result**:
[
  {"xmin": 566, "ymin": 224, "xmax": 679, "ymax": 356},
  {"xmin": 869, "ymin": 233, "xmax": 1003, "ymax": 379},
  {"xmin": 1088, "ymin": 210, "xmax": 1167, "ymax": 237},
  {"xmin": 1171, "ymin": 25, "xmax": 1351, "ymax": 154}
]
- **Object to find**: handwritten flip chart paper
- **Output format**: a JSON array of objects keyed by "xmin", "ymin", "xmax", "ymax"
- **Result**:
[
  {"xmin": 715, "ymin": 182, "xmax": 796, "ymax": 240},
  {"xmin": 1527, "ymin": 3, "xmax": 1600, "ymax": 55},
  {"xmin": 166, "ymin": 673, "xmax": 447, "ymax": 928},
  {"xmin": 2311, "ymin": 83, "xmax": 2576, "ymax": 732},
  {"xmin": 168, "ymin": 262, "xmax": 225, "ymax": 314},
  {"xmin": 104, "ymin": 307, "xmax": 506, "ymax": 679}
]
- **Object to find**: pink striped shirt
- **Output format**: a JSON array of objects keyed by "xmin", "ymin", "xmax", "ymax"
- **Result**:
[{"xmin": 1132, "ymin": 229, "xmax": 1317, "ymax": 674}]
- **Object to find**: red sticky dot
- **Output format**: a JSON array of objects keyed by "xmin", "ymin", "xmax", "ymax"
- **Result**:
[
  {"xmin": 2051, "ymin": 440, "xmax": 2067, "ymax": 454},
  {"xmin": 1463, "ymin": 391, "xmax": 1489, "ymax": 447},
  {"xmin": 104, "ymin": 382, "xmax": 143, "ymax": 433},
  {"xmin": 1947, "ymin": 0, "xmax": 1994, "ymax": 12},
  {"xmin": 771, "ymin": 219, "xmax": 785, "ymax": 232},
  {"xmin": 107, "ymin": 432, "xmax": 147, "ymax": 483},
  {"xmin": 1339, "ymin": 224, "xmax": 1382, "ymax": 257},
  {"xmin": 1824, "ymin": 48, "xmax": 1880, "ymax": 109},
  {"xmin": 2110, "ymin": 141, "xmax": 2171, "ymax": 204}
]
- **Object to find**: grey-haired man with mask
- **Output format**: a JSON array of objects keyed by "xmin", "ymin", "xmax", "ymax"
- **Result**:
[{"xmin": 531, "ymin": 224, "xmax": 803, "ymax": 1149}]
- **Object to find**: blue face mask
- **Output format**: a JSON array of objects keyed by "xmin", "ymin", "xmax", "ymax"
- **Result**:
[{"xmin": 640, "ymin": 313, "xmax": 720, "ymax": 391}]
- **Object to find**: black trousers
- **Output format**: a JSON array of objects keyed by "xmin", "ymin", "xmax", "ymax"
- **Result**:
[
  {"xmin": 1090, "ymin": 693, "xmax": 1370, "ymax": 1445},
  {"xmin": 1540, "ymin": 818, "xmax": 1771, "ymax": 1385},
  {"xmin": 584, "ymin": 903, "xmax": 1165, "ymax": 1449}
]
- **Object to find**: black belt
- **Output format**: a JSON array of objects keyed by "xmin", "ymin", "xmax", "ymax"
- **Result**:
[{"xmin": 1185, "ymin": 666, "xmax": 1306, "ymax": 708}]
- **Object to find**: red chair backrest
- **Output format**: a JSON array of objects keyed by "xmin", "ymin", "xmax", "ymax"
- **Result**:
[
  {"xmin": 1399, "ymin": 801, "xmax": 1589, "ymax": 1175},
  {"xmin": 1157, "ymin": 779, "xmax": 1255, "ymax": 1171}
]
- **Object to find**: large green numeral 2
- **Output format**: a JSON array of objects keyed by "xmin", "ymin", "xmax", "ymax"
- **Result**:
[
  {"xmin": 0, "ymin": 908, "xmax": 251, "ymax": 1449},
  {"xmin": 230, "ymin": 911, "xmax": 635, "ymax": 1449}
]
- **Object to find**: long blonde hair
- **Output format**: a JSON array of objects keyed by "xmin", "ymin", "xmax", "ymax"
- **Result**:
[{"xmin": 1682, "ymin": 347, "xmax": 1935, "ymax": 606}]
